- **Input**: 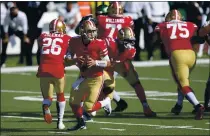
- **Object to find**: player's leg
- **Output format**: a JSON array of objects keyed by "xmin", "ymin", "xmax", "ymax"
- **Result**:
[
  {"xmin": 68, "ymin": 77, "xmax": 87, "ymax": 131},
  {"xmin": 127, "ymin": 62, "xmax": 156, "ymax": 117},
  {"xmin": 54, "ymin": 76, "xmax": 66, "ymax": 129},
  {"xmin": 83, "ymin": 76, "xmax": 110, "ymax": 113},
  {"xmin": 112, "ymin": 66, "xmax": 128, "ymax": 112},
  {"xmin": 171, "ymin": 50, "xmax": 204, "ymax": 119},
  {"xmin": 102, "ymin": 70, "xmax": 115, "ymax": 115},
  {"xmin": 204, "ymin": 77, "xmax": 210, "ymax": 112},
  {"xmin": 40, "ymin": 77, "xmax": 54, "ymax": 124}
]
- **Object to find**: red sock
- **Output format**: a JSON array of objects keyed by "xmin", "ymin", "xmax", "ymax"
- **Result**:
[
  {"xmin": 182, "ymin": 86, "xmax": 192, "ymax": 95},
  {"xmin": 88, "ymin": 102, "xmax": 102, "ymax": 113},
  {"xmin": 56, "ymin": 92, "xmax": 65, "ymax": 102},
  {"xmin": 133, "ymin": 83, "xmax": 147, "ymax": 103},
  {"xmin": 70, "ymin": 103, "xmax": 83, "ymax": 118}
]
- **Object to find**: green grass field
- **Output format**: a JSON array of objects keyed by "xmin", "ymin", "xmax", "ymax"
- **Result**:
[{"xmin": 1, "ymin": 59, "xmax": 210, "ymax": 135}]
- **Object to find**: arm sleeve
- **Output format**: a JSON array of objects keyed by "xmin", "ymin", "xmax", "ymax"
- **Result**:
[
  {"xmin": 22, "ymin": 13, "xmax": 28, "ymax": 35},
  {"xmin": 118, "ymin": 48, "xmax": 136, "ymax": 62},
  {"xmin": 3, "ymin": 13, "xmax": 10, "ymax": 33},
  {"xmin": 144, "ymin": 2, "xmax": 152, "ymax": 19}
]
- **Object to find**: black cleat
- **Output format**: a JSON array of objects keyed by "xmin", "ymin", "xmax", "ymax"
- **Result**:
[
  {"xmin": 194, "ymin": 104, "xmax": 205, "ymax": 120},
  {"xmin": 67, "ymin": 117, "xmax": 87, "ymax": 131},
  {"xmin": 171, "ymin": 103, "xmax": 183, "ymax": 115},
  {"xmin": 143, "ymin": 107, "xmax": 157, "ymax": 117},
  {"xmin": 83, "ymin": 111, "xmax": 93, "ymax": 122},
  {"xmin": 112, "ymin": 99, "xmax": 128, "ymax": 112}
]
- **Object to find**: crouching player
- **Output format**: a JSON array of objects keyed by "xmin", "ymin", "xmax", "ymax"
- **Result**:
[
  {"xmin": 154, "ymin": 9, "xmax": 205, "ymax": 120},
  {"xmin": 65, "ymin": 20, "xmax": 112, "ymax": 130},
  {"xmin": 105, "ymin": 27, "xmax": 157, "ymax": 117},
  {"xmin": 36, "ymin": 19, "xmax": 71, "ymax": 129}
]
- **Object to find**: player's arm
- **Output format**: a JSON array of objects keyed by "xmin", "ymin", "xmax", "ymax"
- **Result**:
[
  {"xmin": 199, "ymin": 21, "xmax": 210, "ymax": 37},
  {"xmin": 64, "ymin": 40, "xmax": 85, "ymax": 67},
  {"xmin": 191, "ymin": 23, "xmax": 206, "ymax": 44},
  {"xmin": 118, "ymin": 47, "xmax": 136, "ymax": 62},
  {"xmin": 86, "ymin": 41, "xmax": 111, "ymax": 68}
]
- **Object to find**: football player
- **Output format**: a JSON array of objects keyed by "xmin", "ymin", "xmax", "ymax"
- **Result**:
[
  {"xmin": 97, "ymin": 2, "xmax": 133, "ymax": 112},
  {"xmin": 105, "ymin": 27, "xmax": 157, "ymax": 117},
  {"xmin": 198, "ymin": 13, "xmax": 210, "ymax": 112},
  {"xmin": 36, "ymin": 19, "xmax": 71, "ymax": 129},
  {"xmin": 154, "ymin": 9, "xmax": 205, "ymax": 120},
  {"xmin": 97, "ymin": 2, "xmax": 134, "ymax": 39},
  {"xmin": 65, "ymin": 20, "xmax": 112, "ymax": 130}
]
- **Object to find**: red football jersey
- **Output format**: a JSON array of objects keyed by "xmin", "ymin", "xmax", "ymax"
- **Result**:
[
  {"xmin": 104, "ymin": 37, "xmax": 136, "ymax": 74},
  {"xmin": 97, "ymin": 15, "xmax": 134, "ymax": 39},
  {"xmin": 155, "ymin": 20, "xmax": 197, "ymax": 56},
  {"xmin": 69, "ymin": 36, "xmax": 108, "ymax": 77},
  {"xmin": 37, "ymin": 33, "xmax": 71, "ymax": 78},
  {"xmin": 105, "ymin": 37, "xmax": 136, "ymax": 61}
]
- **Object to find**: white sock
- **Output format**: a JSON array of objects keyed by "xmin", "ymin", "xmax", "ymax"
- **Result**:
[
  {"xmin": 185, "ymin": 92, "xmax": 199, "ymax": 106},
  {"xmin": 113, "ymin": 90, "xmax": 121, "ymax": 102},
  {"xmin": 56, "ymin": 101, "xmax": 66, "ymax": 122},
  {"xmin": 197, "ymin": 43, "xmax": 204, "ymax": 56},
  {"xmin": 177, "ymin": 89, "xmax": 184, "ymax": 106},
  {"xmin": 99, "ymin": 97, "xmax": 111, "ymax": 107}
]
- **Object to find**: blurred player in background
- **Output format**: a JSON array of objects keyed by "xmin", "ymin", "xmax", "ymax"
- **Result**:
[
  {"xmin": 66, "ymin": 20, "xmax": 112, "ymax": 131},
  {"xmin": 198, "ymin": 13, "xmax": 210, "ymax": 112},
  {"xmin": 154, "ymin": 9, "xmax": 205, "ymax": 120},
  {"xmin": 36, "ymin": 19, "xmax": 71, "ymax": 129}
]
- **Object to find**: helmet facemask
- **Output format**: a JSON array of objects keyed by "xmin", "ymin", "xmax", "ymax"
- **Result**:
[
  {"xmin": 117, "ymin": 27, "xmax": 135, "ymax": 53},
  {"xmin": 80, "ymin": 20, "xmax": 98, "ymax": 44}
]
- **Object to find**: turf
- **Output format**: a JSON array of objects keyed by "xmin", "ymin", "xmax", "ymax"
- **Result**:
[{"xmin": 1, "ymin": 61, "xmax": 210, "ymax": 135}]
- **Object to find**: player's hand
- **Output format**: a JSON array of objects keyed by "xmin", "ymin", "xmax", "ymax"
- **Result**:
[
  {"xmin": 24, "ymin": 35, "xmax": 30, "ymax": 44},
  {"xmin": 76, "ymin": 56, "xmax": 86, "ymax": 66},
  {"xmin": 3, "ymin": 34, "xmax": 9, "ymax": 44},
  {"xmin": 86, "ymin": 56, "xmax": 96, "ymax": 68}
]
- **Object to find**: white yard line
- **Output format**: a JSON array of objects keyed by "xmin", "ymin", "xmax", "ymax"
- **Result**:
[
  {"xmin": 1, "ymin": 90, "xmax": 204, "ymax": 103},
  {"xmin": 2, "ymin": 72, "xmax": 206, "ymax": 83},
  {"xmin": 48, "ymin": 131, "xmax": 70, "ymax": 135},
  {"xmin": 1, "ymin": 115, "xmax": 209, "ymax": 131},
  {"xmin": 206, "ymin": 122, "xmax": 210, "ymax": 125},
  {"xmin": 100, "ymin": 128, "xmax": 125, "ymax": 131},
  {"xmin": 1, "ymin": 59, "xmax": 208, "ymax": 74}
]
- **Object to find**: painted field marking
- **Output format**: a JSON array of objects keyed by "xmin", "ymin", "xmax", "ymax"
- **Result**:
[
  {"xmin": 1, "ymin": 90, "xmax": 204, "ymax": 103},
  {"xmin": 1, "ymin": 59, "xmax": 208, "ymax": 73},
  {"xmin": 206, "ymin": 122, "xmax": 210, "ymax": 125},
  {"xmin": 1, "ymin": 115, "xmax": 209, "ymax": 131},
  {"xmin": 100, "ymin": 128, "xmax": 125, "ymax": 131},
  {"xmin": 3, "ymin": 72, "xmax": 206, "ymax": 83},
  {"xmin": 48, "ymin": 131, "xmax": 69, "ymax": 135}
]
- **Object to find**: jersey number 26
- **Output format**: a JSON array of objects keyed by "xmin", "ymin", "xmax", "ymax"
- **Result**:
[{"xmin": 42, "ymin": 38, "xmax": 63, "ymax": 55}]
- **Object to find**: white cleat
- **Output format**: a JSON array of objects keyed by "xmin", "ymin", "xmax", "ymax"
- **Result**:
[
  {"xmin": 104, "ymin": 99, "xmax": 112, "ymax": 116},
  {"xmin": 57, "ymin": 122, "xmax": 65, "ymax": 130}
]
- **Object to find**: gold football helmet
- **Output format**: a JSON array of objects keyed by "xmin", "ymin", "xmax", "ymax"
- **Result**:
[
  {"xmin": 117, "ymin": 27, "xmax": 135, "ymax": 41},
  {"xmin": 117, "ymin": 27, "xmax": 135, "ymax": 52},
  {"xmin": 49, "ymin": 19, "xmax": 66, "ymax": 34},
  {"xmin": 80, "ymin": 20, "xmax": 98, "ymax": 40},
  {"xmin": 165, "ymin": 9, "xmax": 183, "ymax": 21},
  {"xmin": 107, "ymin": 2, "xmax": 123, "ymax": 17}
]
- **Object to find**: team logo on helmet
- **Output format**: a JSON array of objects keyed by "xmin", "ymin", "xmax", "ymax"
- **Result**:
[
  {"xmin": 49, "ymin": 19, "xmax": 66, "ymax": 34},
  {"xmin": 107, "ymin": 2, "xmax": 123, "ymax": 17}
]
